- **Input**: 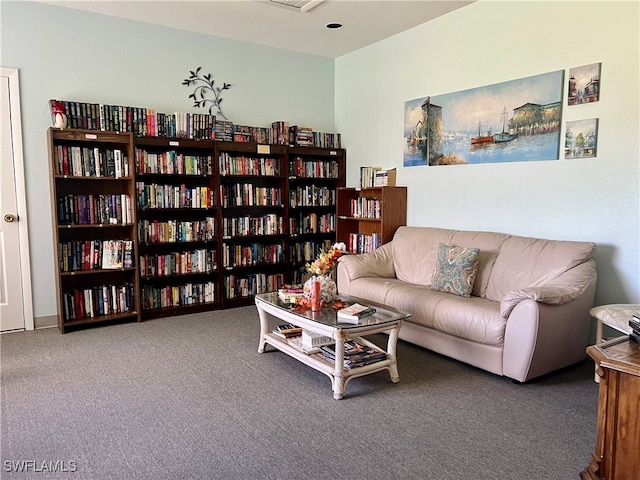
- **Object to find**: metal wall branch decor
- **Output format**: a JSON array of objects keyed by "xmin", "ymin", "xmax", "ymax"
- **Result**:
[{"xmin": 183, "ymin": 66, "xmax": 232, "ymax": 120}]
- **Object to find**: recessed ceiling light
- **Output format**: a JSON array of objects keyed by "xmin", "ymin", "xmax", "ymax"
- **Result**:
[{"xmin": 326, "ymin": 22, "xmax": 343, "ymax": 29}]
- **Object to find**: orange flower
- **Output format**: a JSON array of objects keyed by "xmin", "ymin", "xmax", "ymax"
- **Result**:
[{"xmin": 305, "ymin": 242, "xmax": 346, "ymax": 276}]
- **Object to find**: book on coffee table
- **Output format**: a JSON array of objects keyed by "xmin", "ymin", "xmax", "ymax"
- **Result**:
[{"xmin": 337, "ymin": 303, "xmax": 376, "ymax": 323}]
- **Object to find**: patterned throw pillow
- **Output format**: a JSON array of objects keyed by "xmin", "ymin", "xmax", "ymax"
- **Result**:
[{"xmin": 431, "ymin": 243, "xmax": 480, "ymax": 297}]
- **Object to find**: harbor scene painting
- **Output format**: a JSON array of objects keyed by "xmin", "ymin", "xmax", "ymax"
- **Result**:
[{"xmin": 404, "ymin": 70, "xmax": 564, "ymax": 166}]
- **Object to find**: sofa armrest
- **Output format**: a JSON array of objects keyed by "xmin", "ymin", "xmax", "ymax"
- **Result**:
[
  {"xmin": 337, "ymin": 243, "xmax": 395, "ymax": 282},
  {"xmin": 500, "ymin": 259, "xmax": 596, "ymax": 318}
]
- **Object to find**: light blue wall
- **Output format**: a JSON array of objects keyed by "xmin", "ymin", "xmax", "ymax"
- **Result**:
[
  {"xmin": 335, "ymin": 0, "xmax": 640, "ymax": 307},
  {"xmin": 1, "ymin": 1, "xmax": 335, "ymax": 321},
  {"xmin": 2, "ymin": 1, "xmax": 639, "ymax": 324}
]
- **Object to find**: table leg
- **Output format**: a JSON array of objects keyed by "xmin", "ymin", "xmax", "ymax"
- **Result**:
[
  {"xmin": 256, "ymin": 304, "xmax": 269, "ymax": 353},
  {"xmin": 387, "ymin": 323, "xmax": 401, "ymax": 383},
  {"xmin": 333, "ymin": 329, "xmax": 347, "ymax": 400}
]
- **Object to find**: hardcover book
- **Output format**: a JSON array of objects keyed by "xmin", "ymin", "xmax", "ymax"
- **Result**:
[{"xmin": 337, "ymin": 303, "xmax": 376, "ymax": 323}]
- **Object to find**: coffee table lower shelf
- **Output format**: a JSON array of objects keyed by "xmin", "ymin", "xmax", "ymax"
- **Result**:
[
  {"xmin": 262, "ymin": 332, "xmax": 398, "ymax": 399},
  {"xmin": 255, "ymin": 295, "xmax": 404, "ymax": 400}
]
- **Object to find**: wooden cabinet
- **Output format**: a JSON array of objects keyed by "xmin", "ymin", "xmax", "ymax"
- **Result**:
[
  {"xmin": 287, "ymin": 146, "xmax": 345, "ymax": 284},
  {"xmin": 581, "ymin": 336, "xmax": 640, "ymax": 480},
  {"xmin": 134, "ymin": 137, "xmax": 219, "ymax": 319},
  {"xmin": 336, "ymin": 186, "xmax": 407, "ymax": 254},
  {"xmin": 48, "ymin": 128, "xmax": 140, "ymax": 333}
]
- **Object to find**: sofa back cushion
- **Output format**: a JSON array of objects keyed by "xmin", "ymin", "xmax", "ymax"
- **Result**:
[
  {"xmin": 485, "ymin": 235, "xmax": 596, "ymax": 302},
  {"xmin": 450, "ymin": 230, "xmax": 509, "ymax": 297},
  {"xmin": 392, "ymin": 227, "xmax": 455, "ymax": 286}
]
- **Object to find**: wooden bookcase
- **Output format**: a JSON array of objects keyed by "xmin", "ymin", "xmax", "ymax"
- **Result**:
[
  {"xmin": 48, "ymin": 129, "xmax": 347, "ymax": 328},
  {"xmin": 217, "ymin": 141, "xmax": 290, "ymax": 308},
  {"xmin": 134, "ymin": 136, "xmax": 219, "ymax": 319},
  {"xmin": 48, "ymin": 128, "xmax": 140, "ymax": 333},
  {"xmin": 287, "ymin": 146, "xmax": 346, "ymax": 284},
  {"xmin": 336, "ymin": 186, "xmax": 407, "ymax": 254}
]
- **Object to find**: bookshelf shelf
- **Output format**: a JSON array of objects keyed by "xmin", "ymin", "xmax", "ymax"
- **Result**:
[{"xmin": 336, "ymin": 186, "xmax": 407, "ymax": 254}]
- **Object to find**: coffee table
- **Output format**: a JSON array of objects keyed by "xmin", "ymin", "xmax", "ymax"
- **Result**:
[{"xmin": 255, "ymin": 292, "xmax": 410, "ymax": 399}]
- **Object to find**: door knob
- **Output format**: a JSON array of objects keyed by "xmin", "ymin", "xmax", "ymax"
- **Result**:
[{"xmin": 3, "ymin": 213, "xmax": 17, "ymax": 223}]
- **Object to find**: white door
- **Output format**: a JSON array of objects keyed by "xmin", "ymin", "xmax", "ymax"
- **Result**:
[{"xmin": 0, "ymin": 68, "xmax": 33, "ymax": 332}]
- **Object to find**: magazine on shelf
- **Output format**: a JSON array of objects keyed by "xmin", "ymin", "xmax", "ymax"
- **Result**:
[
  {"xmin": 337, "ymin": 303, "xmax": 376, "ymax": 323},
  {"xmin": 320, "ymin": 340, "xmax": 386, "ymax": 369}
]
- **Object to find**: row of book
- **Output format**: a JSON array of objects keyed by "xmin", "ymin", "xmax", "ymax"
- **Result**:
[
  {"xmin": 137, "ymin": 218, "xmax": 216, "ymax": 244},
  {"xmin": 54, "ymin": 145, "xmax": 129, "ymax": 178},
  {"xmin": 288, "ymin": 212, "xmax": 336, "ymax": 235},
  {"xmin": 219, "ymin": 185, "xmax": 283, "ymax": 208},
  {"xmin": 289, "ymin": 186, "xmax": 336, "ymax": 208},
  {"xmin": 218, "ymin": 153, "xmax": 281, "ymax": 177},
  {"xmin": 221, "ymin": 214, "xmax": 283, "ymax": 237},
  {"xmin": 349, "ymin": 197, "xmax": 382, "ymax": 219},
  {"xmin": 347, "ymin": 233, "xmax": 382, "ymax": 254},
  {"xmin": 139, "ymin": 249, "xmax": 217, "ymax": 278},
  {"xmin": 288, "ymin": 158, "xmax": 340, "ymax": 179},
  {"xmin": 222, "ymin": 243, "xmax": 285, "ymax": 269},
  {"xmin": 135, "ymin": 183, "xmax": 216, "ymax": 210},
  {"xmin": 140, "ymin": 282, "xmax": 216, "ymax": 310},
  {"xmin": 135, "ymin": 150, "xmax": 212, "ymax": 176},
  {"xmin": 223, "ymin": 273, "xmax": 284, "ymax": 300},
  {"xmin": 62, "ymin": 283, "xmax": 136, "ymax": 321},
  {"xmin": 57, "ymin": 194, "xmax": 132, "ymax": 226},
  {"xmin": 50, "ymin": 100, "xmax": 341, "ymax": 147},
  {"xmin": 290, "ymin": 240, "xmax": 333, "ymax": 264},
  {"xmin": 58, "ymin": 239, "xmax": 134, "ymax": 272}
]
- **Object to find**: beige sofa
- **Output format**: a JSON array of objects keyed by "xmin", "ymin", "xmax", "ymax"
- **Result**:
[{"xmin": 337, "ymin": 226, "xmax": 597, "ymax": 382}]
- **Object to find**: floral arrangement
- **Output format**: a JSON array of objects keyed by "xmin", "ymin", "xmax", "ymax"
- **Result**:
[{"xmin": 305, "ymin": 242, "xmax": 346, "ymax": 276}]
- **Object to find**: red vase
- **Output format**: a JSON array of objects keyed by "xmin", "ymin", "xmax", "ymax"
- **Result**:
[{"xmin": 310, "ymin": 278, "xmax": 321, "ymax": 311}]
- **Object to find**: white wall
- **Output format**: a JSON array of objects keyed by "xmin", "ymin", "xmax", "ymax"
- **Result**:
[
  {"xmin": 336, "ymin": 0, "xmax": 640, "ymax": 306},
  {"xmin": 1, "ymin": 2, "xmax": 335, "ymax": 322}
]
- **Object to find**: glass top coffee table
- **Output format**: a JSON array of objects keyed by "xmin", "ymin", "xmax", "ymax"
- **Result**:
[{"xmin": 255, "ymin": 292, "xmax": 410, "ymax": 399}]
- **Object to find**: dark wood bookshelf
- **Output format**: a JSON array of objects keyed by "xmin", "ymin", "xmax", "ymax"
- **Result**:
[{"xmin": 48, "ymin": 128, "xmax": 141, "ymax": 333}]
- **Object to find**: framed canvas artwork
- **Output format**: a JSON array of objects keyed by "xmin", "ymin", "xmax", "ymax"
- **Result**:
[
  {"xmin": 565, "ymin": 118, "xmax": 599, "ymax": 158},
  {"xmin": 404, "ymin": 70, "xmax": 565, "ymax": 167},
  {"xmin": 568, "ymin": 63, "xmax": 601, "ymax": 105}
]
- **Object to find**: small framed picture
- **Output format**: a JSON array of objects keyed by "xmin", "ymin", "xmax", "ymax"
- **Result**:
[
  {"xmin": 568, "ymin": 63, "xmax": 601, "ymax": 105},
  {"xmin": 565, "ymin": 119, "xmax": 599, "ymax": 159}
]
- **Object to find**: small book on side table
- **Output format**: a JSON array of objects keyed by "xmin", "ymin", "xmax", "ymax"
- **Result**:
[{"xmin": 337, "ymin": 303, "xmax": 376, "ymax": 323}]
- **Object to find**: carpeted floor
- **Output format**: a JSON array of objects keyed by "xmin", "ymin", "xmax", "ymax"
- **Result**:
[{"xmin": 1, "ymin": 306, "xmax": 598, "ymax": 480}]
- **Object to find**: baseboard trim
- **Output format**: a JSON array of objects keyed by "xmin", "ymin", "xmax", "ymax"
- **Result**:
[{"xmin": 35, "ymin": 315, "xmax": 57, "ymax": 329}]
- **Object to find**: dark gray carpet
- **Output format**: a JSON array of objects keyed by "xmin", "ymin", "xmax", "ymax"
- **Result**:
[{"xmin": 1, "ymin": 307, "xmax": 598, "ymax": 480}]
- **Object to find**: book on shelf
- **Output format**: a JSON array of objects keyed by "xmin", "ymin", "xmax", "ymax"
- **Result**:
[
  {"xmin": 286, "ymin": 336, "xmax": 322, "ymax": 355},
  {"xmin": 337, "ymin": 303, "xmax": 376, "ymax": 323},
  {"xmin": 360, "ymin": 166, "xmax": 381, "ymax": 189},
  {"xmin": 101, "ymin": 240, "xmax": 123, "ymax": 269},
  {"xmin": 301, "ymin": 330, "xmax": 334, "ymax": 349},
  {"xmin": 373, "ymin": 167, "xmax": 397, "ymax": 187},
  {"xmin": 274, "ymin": 323, "xmax": 303, "ymax": 338}
]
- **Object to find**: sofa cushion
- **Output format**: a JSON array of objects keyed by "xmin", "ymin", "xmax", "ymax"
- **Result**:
[
  {"xmin": 485, "ymin": 235, "xmax": 596, "ymax": 303},
  {"xmin": 431, "ymin": 243, "xmax": 480, "ymax": 297},
  {"xmin": 391, "ymin": 227, "xmax": 456, "ymax": 286},
  {"xmin": 450, "ymin": 230, "xmax": 509, "ymax": 297},
  {"xmin": 382, "ymin": 283, "xmax": 506, "ymax": 346}
]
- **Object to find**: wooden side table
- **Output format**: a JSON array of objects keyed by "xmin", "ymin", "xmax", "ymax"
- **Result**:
[{"xmin": 580, "ymin": 336, "xmax": 640, "ymax": 480}]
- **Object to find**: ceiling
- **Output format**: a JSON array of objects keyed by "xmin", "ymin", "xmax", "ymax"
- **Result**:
[{"xmin": 40, "ymin": 0, "xmax": 474, "ymax": 58}]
